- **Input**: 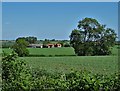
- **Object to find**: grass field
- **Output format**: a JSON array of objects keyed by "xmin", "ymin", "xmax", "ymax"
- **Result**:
[
  {"xmin": 2, "ymin": 46, "xmax": 119, "ymax": 75},
  {"xmin": 2, "ymin": 47, "xmax": 76, "ymax": 56},
  {"xmin": 22, "ymin": 56, "xmax": 118, "ymax": 75},
  {"xmin": 28, "ymin": 47, "xmax": 76, "ymax": 56}
]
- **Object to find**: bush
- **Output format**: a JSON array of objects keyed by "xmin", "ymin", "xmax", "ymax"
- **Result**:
[
  {"xmin": 64, "ymin": 43, "xmax": 70, "ymax": 47},
  {"xmin": 31, "ymin": 70, "xmax": 120, "ymax": 91},
  {"xmin": 2, "ymin": 52, "xmax": 120, "ymax": 90},
  {"xmin": 2, "ymin": 52, "xmax": 32, "ymax": 91}
]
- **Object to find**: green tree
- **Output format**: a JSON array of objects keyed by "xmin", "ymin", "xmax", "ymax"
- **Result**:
[
  {"xmin": 70, "ymin": 17, "xmax": 117, "ymax": 56},
  {"xmin": 26, "ymin": 36, "xmax": 37, "ymax": 44},
  {"xmin": 12, "ymin": 38, "xmax": 29, "ymax": 57}
]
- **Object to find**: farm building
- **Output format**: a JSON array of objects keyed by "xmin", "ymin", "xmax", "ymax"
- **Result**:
[
  {"xmin": 28, "ymin": 44, "xmax": 43, "ymax": 48},
  {"xmin": 28, "ymin": 43, "xmax": 62, "ymax": 48},
  {"xmin": 54, "ymin": 44, "xmax": 61, "ymax": 47},
  {"xmin": 47, "ymin": 44, "xmax": 62, "ymax": 48}
]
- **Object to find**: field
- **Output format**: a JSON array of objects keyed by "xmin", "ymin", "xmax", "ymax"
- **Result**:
[
  {"xmin": 28, "ymin": 47, "xmax": 76, "ymax": 56},
  {"xmin": 23, "ymin": 56, "xmax": 118, "ymax": 75},
  {"xmin": 2, "ymin": 47, "xmax": 76, "ymax": 56},
  {"xmin": 2, "ymin": 46, "xmax": 119, "ymax": 75}
]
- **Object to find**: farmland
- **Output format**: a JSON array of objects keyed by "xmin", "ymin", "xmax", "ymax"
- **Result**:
[
  {"xmin": 2, "ymin": 47, "xmax": 76, "ymax": 56},
  {"xmin": 2, "ymin": 46, "xmax": 119, "ymax": 75},
  {"xmin": 28, "ymin": 47, "xmax": 76, "ymax": 56},
  {"xmin": 23, "ymin": 56, "xmax": 118, "ymax": 75}
]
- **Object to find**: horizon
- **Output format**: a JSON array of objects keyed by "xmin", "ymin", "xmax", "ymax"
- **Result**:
[{"xmin": 2, "ymin": 2, "xmax": 118, "ymax": 40}]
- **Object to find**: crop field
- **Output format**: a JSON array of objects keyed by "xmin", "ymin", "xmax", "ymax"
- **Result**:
[
  {"xmin": 2, "ymin": 45, "xmax": 119, "ymax": 75},
  {"xmin": 22, "ymin": 56, "xmax": 118, "ymax": 75}
]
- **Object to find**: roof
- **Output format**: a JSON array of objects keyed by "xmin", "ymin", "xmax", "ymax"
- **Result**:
[{"xmin": 29, "ymin": 44, "xmax": 43, "ymax": 46}]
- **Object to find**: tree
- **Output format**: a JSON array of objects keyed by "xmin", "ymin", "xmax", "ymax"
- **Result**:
[
  {"xmin": 26, "ymin": 36, "xmax": 37, "ymax": 44},
  {"xmin": 12, "ymin": 38, "xmax": 29, "ymax": 57},
  {"xmin": 70, "ymin": 17, "xmax": 117, "ymax": 56}
]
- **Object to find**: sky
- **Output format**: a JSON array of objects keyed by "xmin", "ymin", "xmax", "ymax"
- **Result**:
[
  {"xmin": 2, "ymin": 0, "xmax": 120, "ymax": 2},
  {"xmin": 2, "ymin": 2, "xmax": 118, "ymax": 40}
]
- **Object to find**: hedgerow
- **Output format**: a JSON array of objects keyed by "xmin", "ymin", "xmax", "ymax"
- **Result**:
[{"xmin": 2, "ymin": 52, "xmax": 120, "ymax": 91}]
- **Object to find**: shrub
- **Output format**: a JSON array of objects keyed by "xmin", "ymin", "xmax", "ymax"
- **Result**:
[
  {"xmin": 2, "ymin": 52, "xmax": 120, "ymax": 90},
  {"xmin": 2, "ymin": 52, "xmax": 32, "ymax": 91},
  {"xmin": 31, "ymin": 69, "xmax": 120, "ymax": 91}
]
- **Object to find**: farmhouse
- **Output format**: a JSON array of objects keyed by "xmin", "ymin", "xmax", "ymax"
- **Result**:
[
  {"xmin": 28, "ymin": 44, "xmax": 43, "ymax": 48},
  {"xmin": 47, "ymin": 44, "xmax": 54, "ymax": 48},
  {"xmin": 28, "ymin": 43, "xmax": 61, "ymax": 48},
  {"xmin": 45, "ymin": 43, "xmax": 62, "ymax": 48},
  {"xmin": 54, "ymin": 44, "xmax": 61, "ymax": 47}
]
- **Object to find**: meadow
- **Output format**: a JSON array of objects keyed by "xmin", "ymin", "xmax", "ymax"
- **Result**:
[
  {"xmin": 23, "ymin": 56, "xmax": 118, "ymax": 75},
  {"xmin": 2, "ymin": 47, "xmax": 76, "ymax": 56},
  {"xmin": 1, "ymin": 45, "xmax": 120, "ymax": 90},
  {"xmin": 28, "ymin": 47, "xmax": 76, "ymax": 56},
  {"xmin": 2, "ymin": 46, "xmax": 119, "ymax": 75}
]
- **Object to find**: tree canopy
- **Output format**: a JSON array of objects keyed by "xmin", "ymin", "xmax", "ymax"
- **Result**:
[
  {"xmin": 26, "ymin": 36, "xmax": 37, "ymax": 44},
  {"xmin": 70, "ymin": 17, "xmax": 117, "ymax": 56},
  {"xmin": 12, "ymin": 38, "xmax": 29, "ymax": 57}
]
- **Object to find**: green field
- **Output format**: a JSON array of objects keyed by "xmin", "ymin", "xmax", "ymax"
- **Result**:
[
  {"xmin": 22, "ymin": 56, "xmax": 118, "ymax": 75},
  {"xmin": 2, "ymin": 47, "xmax": 76, "ymax": 56},
  {"xmin": 2, "ymin": 46, "xmax": 119, "ymax": 75},
  {"xmin": 28, "ymin": 47, "xmax": 76, "ymax": 56}
]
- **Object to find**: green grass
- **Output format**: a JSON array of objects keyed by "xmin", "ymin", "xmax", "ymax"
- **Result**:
[
  {"xmin": 2, "ymin": 45, "xmax": 118, "ymax": 56},
  {"xmin": 2, "ymin": 47, "xmax": 76, "ymax": 56},
  {"xmin": 2, "ymin": 46, "xmax": 119, "ymax": 75},
  {"xmin": 22, "ymin": 56, "xmax": 118, "ymax": 75},
  {"xmin": 28, "ymin": 47, "xmax": 76, "ymax": 56}
]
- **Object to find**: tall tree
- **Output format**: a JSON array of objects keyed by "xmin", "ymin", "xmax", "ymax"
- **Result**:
[{"xmin": 70, "ymin": 17, "xmax": 117, "ymax": 56}]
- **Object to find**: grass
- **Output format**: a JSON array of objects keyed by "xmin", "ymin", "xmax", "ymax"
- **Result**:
[
  {"xmin": 2, "ymin": 45, "xmax": 119, "ymax": 75},
  {"xmin": 22, "ymin": 56, "xmax": 118, "ymax": 75},
  {"xmin": 2, "ymin": 47, "xmax": 76, "ymax": 56},
  {"xmin": 28, "ymin": 47, "xmax": 76, "ymax": 56}
]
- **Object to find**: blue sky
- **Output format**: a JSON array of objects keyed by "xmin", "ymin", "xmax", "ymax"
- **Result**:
[{"xmin": 2, "ymin": 2, "xmax": 118, "ymax": 40}]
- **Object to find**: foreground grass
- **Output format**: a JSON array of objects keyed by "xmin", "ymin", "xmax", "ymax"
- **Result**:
[
  {"xmin": 2, "ymin": 46, "xmax": 119, "ymax": 75},
  {"xmin": 22, "ymin": 56, "xmax": 118, "ymax": 75}
]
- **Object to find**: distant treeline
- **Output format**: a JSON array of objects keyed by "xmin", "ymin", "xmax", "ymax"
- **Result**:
[
  {"xmin": 1, "ymin": 38, "xmax": 71, "ymax": 48},
  {"xmin": 1, "ymin": 40, "xmax": 120, "ymax": 48}
]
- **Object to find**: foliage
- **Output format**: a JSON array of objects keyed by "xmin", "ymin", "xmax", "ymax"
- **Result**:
[
  {"xmin": 25, "ymin": 36, "xmax": 37, "ymax": 44},
  {"xmin": 31, "ymin": 69, "xmax": 120, "ymax": 91},
  {"xmin": 2, "ymin": 41, "xmax": 15, "ymax": 48},
  {"xmin": 2, "ymin": 52, "xmax": 32, "ymax": 91},
  {"xmin": 12, "ymin": 38, "xmax": 29, "ymax": 57},
  {"xmin": 64, "ymin": 42, "xmax": 71, "ymax": 47},
  {"xmin": 70, "ymin": 17, "xmax": 117, "ymax": 56},
  {"xmin": 43, "ymin": 39, "xmax": 51, "ymax": 47},
  {"xmin": 16, "ymin": 36, "xmax": 37, "ymax": 44},
  {"xmin": 2, "ymin": 52, "xmax": 120, "ymax": 90}
]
